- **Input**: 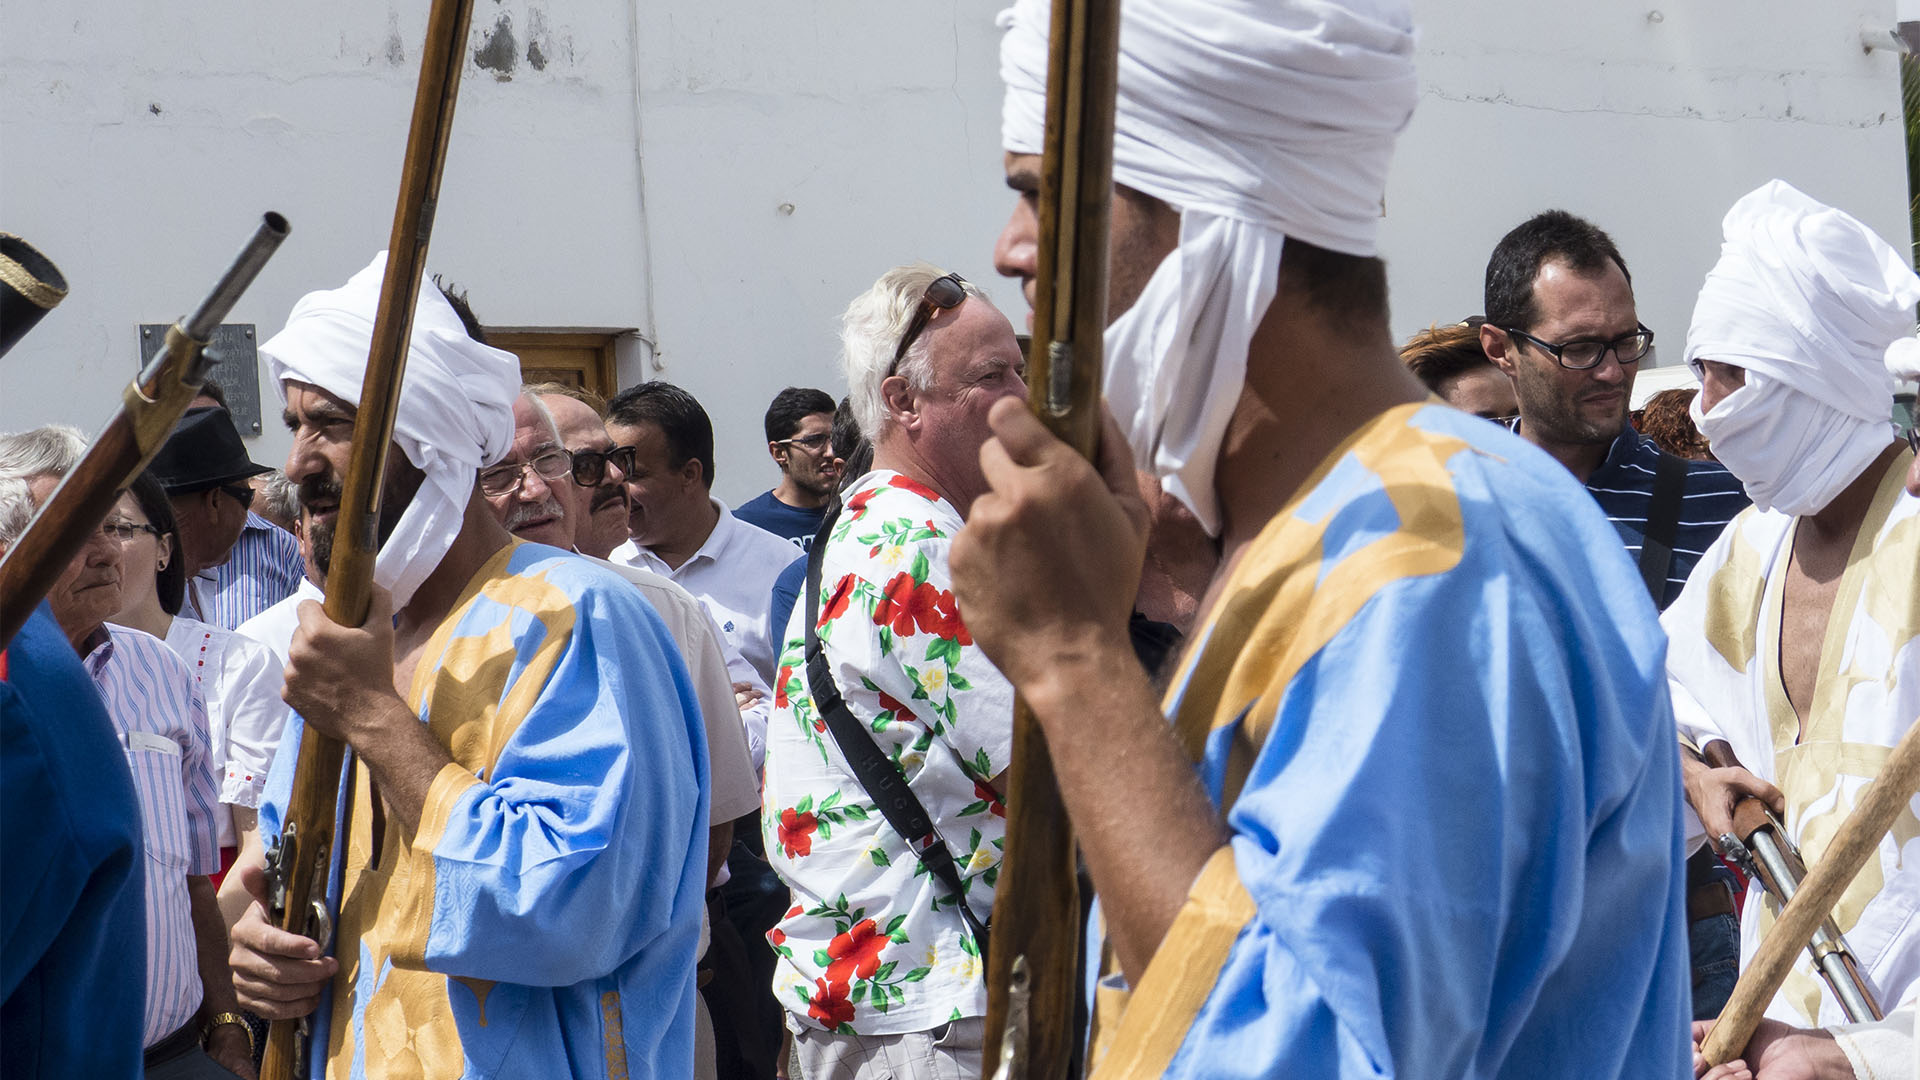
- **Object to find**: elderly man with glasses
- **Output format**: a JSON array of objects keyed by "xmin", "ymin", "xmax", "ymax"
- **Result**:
[
  {"xmin": 0, "ymin": 426, "xmax": 249, "ymax": 1080},
  {"xmin": 758, "ymin": 263, "xmax": 1025, "ymax": 1078}
]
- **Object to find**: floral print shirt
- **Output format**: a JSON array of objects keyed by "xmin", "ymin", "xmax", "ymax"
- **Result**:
[{"xmin": 762, "ymin": 471, "xmax": 1013, "ymax": 1036}]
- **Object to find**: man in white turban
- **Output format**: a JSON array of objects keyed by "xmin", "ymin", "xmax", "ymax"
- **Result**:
[
  {"xmin": 951, "ymin": 0, "xmax": 1694, "ymax": 1076},
  {"xmin": 224, "ymin": 255, "xmax": 712, "ymax": 1079},
  {"xmin": 1664, "ymin": 181, "xmax": 1920, "ymax": 1055}
]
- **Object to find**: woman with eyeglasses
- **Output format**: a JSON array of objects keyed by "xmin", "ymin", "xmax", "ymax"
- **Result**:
[{"xmin": 109, "ymin": 471, "xmax": 288, "ymax": 889}]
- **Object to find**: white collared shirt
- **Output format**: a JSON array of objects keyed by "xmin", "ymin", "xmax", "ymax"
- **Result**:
[{"xmin": 613, "ymin": 496, "xmax": 795, "ymax": 688}]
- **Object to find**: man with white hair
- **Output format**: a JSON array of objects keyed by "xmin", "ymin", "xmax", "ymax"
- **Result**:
[
  {"xmin": 948, "ymin": 1, "xmax": 1693, "ymax": 1075},
  {"xmin": 760, "ymin": 263, "xmax": 1024, "ymax": 1076},
  {"xmin": 224, "ymin": 255, "xmax": 711, "ymax": 1078},
  {"xmin": 1664, "ymin": 181, "xmax": 1920, "ymax": 1060},
  {"xmin": 486, "ymin": 388, "xmax": 762, "ymax": 1080}
]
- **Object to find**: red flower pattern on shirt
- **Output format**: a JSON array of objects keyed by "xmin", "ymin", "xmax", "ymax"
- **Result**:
[
  {"xmin": 808, "ymin": 977, "xmax": 856, "ymax": 1029},
  {"xmin": 824, "ymin": 919, "xmax": 890, "ymax": 985},
  {"xmin": 888, "ymin": 475, "xmax": 940, "ymax": 503},
  {"xmin": 973, "ymin": 780, "xmax": 1007, "ymax": 819},
  {"xmin": 778, "ymin": 808, "xmax": 818, "ymax": 859},
  {"xmin": 818, "ymin": 573, "xmax": 857, "ymax": 628}
]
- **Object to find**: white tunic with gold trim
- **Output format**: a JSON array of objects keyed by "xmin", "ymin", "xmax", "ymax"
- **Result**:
[{"xmin": 1665, "ymin": 455, "xmax": 1920, "ymax": 1027}]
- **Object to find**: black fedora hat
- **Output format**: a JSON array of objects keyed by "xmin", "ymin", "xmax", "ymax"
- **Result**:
[{"xmin": 150, "ymin": 407, "xmax": 272, "ymax": 494}]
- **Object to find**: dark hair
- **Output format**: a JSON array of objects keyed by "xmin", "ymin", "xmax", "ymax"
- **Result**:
[
  {"xmin": 1276, "ymin": 237, "xmax": 1389, "ymax": 334},
  {"xmin": 606, "ymin": 381, "xmax": 716, "ymax": 489},
  {"xmin": 831, "ymin": 395, "xmax": 869, "ymax": 488},
  {"xmin": 195, "ymin": 378, "xmax": 229, "ymax": 410},
  {"xmin": 433, "ymin": 275, "xmax": 489, "ymax": 345},
  {"xmin": 764, "ymin": 386, "xmax": 837, "ymax": 444},
  {"xmin": 1400, "ymin": 323, "xmax": 1494, "ymax": 391},
  {"xmin": 1633, "ymin": 388, "xmax": 1714, "ymax": 461},
  {"xmin": 1483, "ymin": 211, "xmax": 1631, "ymax": 331},
  {"xmin": 128, "ymin": 470, "xmax": 187, "ymax": 616}
]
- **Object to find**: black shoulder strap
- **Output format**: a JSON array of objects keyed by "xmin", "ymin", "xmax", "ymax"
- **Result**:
[
  {"xmin": 1638, "ymin": 449, "xmax": 1688, "ymax": 606},
  {"xmin": 803, "ymin": 502, "xmax": 990, "ymax": 956}
]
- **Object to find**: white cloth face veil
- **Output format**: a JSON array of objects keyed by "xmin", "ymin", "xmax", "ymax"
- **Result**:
[
  {"xmin": 260, "ymin": 252, "xmax": 521, "ymax": 608},
  {"xmin": 1685, "ymin": 180, "xmax": 1920, "ymax": 516},
  {"xmin": 998, "ymin": 0, "xmax": 1418, "ymax": 535}
]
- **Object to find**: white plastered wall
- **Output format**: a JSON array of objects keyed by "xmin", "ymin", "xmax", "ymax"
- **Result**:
[{"xmin": 0, "ymin": 0, "xmax": 1909, "ymax": 505}]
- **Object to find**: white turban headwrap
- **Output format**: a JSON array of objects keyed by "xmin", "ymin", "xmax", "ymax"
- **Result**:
[
  {"xmin": 261, "ymin": 252, "xmax": 520, "ymax": 608},
  {"xmin": 1000, "ymin": 0, "xmax": 1417, "ymax": 533},
  {"xmin": 1685, "ymin": 181, "xmax": 1920, "ymax": 516}
]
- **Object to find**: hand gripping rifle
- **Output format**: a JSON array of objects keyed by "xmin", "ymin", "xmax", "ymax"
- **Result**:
[
  {"xmin": 1699, "ymin": 740, "xmax": 1883, "ymax": 1023},
  {"xmin": 1698, "ymin": 726, "xmax": 1920, "ymax": 1067},
  {"xmin": 982, "ymin": 0, "xmax": 1120, "ymax": 1077},
  {"xmin": 0, "ymin": 215, "xmax": 289, "ymax": 649},
  {"xmin": 256, "ymin": 0, "xmax": 475, "ymax": 1075}
]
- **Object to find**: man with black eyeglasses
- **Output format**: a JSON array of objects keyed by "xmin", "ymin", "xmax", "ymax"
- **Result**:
[
  {"xmin": 148, "ymin": 406, "xmax": 304, "ymax": 630},
  {"xmin": 530, "ymin": 382, "xmax": 641, "ymax": 560},
  {"xmin": 737, "ymin": 387, "xmax": 841, "ymax": 551},
  {"xmin": 1480, "ymin": 211, "xmax": 1749, "ymax": 613},
  {"xmin": 1481, "ymin": 210, "xmax": 1751, "ymax": 1025}
]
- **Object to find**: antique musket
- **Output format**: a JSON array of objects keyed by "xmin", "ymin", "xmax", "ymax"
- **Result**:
[
  {"xmin": 1698, "ymin": 723, "xmax": 1920, "ymax": 1067},
  {"xmin": 256, "ymin": 0, "xmax": 474, "ymax": 1075},
  {"xmin": 1700, "ymin": 740, "xmax": 1883, "ymax": 1023},
  {"xmin": 982, "ymin": 0, "xmax": 1121, "ymax": 1075},
  {"xmin": 0, "ymin": 215, "xmax": 289, "ymax": 649}
]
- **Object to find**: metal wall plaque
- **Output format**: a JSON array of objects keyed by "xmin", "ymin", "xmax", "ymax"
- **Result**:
[{"xmin": 137, "ymin": 323, "xmax": 263, "ymax": 435}]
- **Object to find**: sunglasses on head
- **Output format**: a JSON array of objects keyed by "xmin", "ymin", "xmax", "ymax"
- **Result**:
[{"xmin": 887, "ymin": 273, "xmax": 968, "ymax": 376}]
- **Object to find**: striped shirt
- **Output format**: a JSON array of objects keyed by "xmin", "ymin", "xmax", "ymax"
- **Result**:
[
  {"xmin": 183, "ymin": 512, "xmax": 304, "ymax": 630},
  {"xmin": 1505, "ymin": 420, "xmax": 1749, "ymax": 608},
  {"xmin": 83, "ymin": 624, "xmax": 221, "ymax": 1047}
]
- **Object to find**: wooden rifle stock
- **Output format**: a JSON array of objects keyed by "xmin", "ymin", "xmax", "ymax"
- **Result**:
[
  {"xmin": 982, "ymin": 0, "xmax": 1119, "ymax": 1076},
  {"xmin": 257, "ymin": 0, "xmax": 474, "ymax": 1076},
  {"xmin": 0, "ymin": 213, "xmax": 288, "ymax": 649},
  {"xmin": 1698, "ymin": 727, "xmax": 1920, "ymax": 1066}
]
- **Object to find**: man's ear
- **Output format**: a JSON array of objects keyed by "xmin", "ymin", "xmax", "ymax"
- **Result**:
[
  {"xmin": 1480, "ymin": 325, "xmax": 1518, "ymax": 379},
  {"xmin": 679, "ymin": 456, "xmax": 706, "ymax": 492},
  {"xmin": 880, "ymin": 375, "xmax": 919, "ymax": 432},
  {"xmin": 768, "ymin": 441, "xmax": 790, "ymax": 469}
]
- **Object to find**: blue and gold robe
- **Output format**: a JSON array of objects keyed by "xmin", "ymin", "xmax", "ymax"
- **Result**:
[
  {"xmin": 1091, "ymin": 403, "xmax": 1692, "ymax": 1078},
  {"xmin": 263, "ymin": 541, "xmax": 709, "ymax": 1079}
]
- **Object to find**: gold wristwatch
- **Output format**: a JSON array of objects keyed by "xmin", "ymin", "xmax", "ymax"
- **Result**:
[{"xmin": 204, "ymin": 1011, "xmax": 254, "ymax": 1055}]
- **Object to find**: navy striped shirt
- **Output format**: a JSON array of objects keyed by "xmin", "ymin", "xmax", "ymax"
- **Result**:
[{"xmin": 1506, "ymin": 420, "xmax": 1749, "ymax": 608}]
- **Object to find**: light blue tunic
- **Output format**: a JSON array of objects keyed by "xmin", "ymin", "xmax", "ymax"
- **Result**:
[
  {"xmin": 1107, "ymin": 404, "xmax": 1691, "ymax": 1079},
  {"xmin": 262, "ymin": 541, "xmax": 708, "ymax": 1079}
]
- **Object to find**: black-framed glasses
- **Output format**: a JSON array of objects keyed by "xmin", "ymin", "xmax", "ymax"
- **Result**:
[
  {"xmin": 221, "ymin": 484, "xmax": 256, "ymax": 510},
  {"xmin": 774, "ymin": 431, "xmax": 833, "ymax": 453},
  {"xmin": 101, "ymin": 519, "xmax": 165, "ymax": 543},
  {"xmin": 569, "ymin": 444, "xmax": 637, "ymax": 487},
  {"xmin": 888, "ymin": 273, "xmax": 968, "ymax": 375},
  {"xmin": 478, "ymin": 448, "xmax": 574, "ymax": 497},
  {"xmin": 1500, "ymin": 323, "xmax": 1655, "ymax": 371}
]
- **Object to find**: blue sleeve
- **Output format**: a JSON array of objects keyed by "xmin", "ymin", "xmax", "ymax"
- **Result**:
[
  {"xmin": 395, "ymin": 580, "xmax": 710, "ymax": 987},
  {"xmin": 1162, "ymin": 563, "xmax": 1688, "ymax": 1077},
  {"xmin": 768, "ymin": 554, "xmax": 806, "ymax": 656}
]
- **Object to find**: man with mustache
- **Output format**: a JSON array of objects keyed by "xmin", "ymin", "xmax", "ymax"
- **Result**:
[
  {"xmin": 528, "ymin": 384, "xmax": 635, "ymax": 560},
  {"xmin": 224, "ymin": 255, "xmax": 710, "ymax": 1079},
  {"xmin": 485, "ymin": 388, "xmax": 761, "ymax": 1080}
]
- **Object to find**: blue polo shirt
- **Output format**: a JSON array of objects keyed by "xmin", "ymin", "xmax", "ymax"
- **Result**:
[
  {"xmin": 1, "ymin": 603, "xmax": 146, "ymax": 1079},
  {"xmin": 734, "ymin": 490, "xmax": 827, "ymax": 551},
  {"xmin": 1507, "ymin": 420, "xmax": 1749, "ymax": 608}
]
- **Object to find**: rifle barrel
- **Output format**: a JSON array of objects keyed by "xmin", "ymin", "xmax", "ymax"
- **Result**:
[{"xmin": 0, "ymin": 212, "xmax": 288, "ymax": 650}]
